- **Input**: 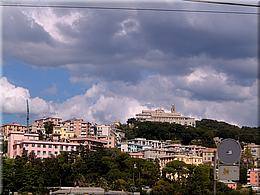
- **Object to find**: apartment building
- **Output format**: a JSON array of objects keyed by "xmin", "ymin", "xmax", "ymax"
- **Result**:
[
  {"xmin": 7, "ymin": 131, "xmax": 107, "ymax": 158},
  {"xmin": 1, "ymin": 123, "xmax": 27, "ymax": 140},
  {"xmin": 97, "ymin": 135, "xmax": 116, "ymax": 148},
  {"xmin": 202, "ymin": 148, "xmax": 216, "ymax": 165},
  {"xmin": 158, "ymin": 154, "xmax": 203, "ymax": 170},
  {"xmin": 62, "ymin": 119, "xmax": 90, "ymax": 137},
  {"xmin": 144, "ymin": 149, "xmax": 167, "ymax": 159},
  {"xmin": 248, "ymin": 168, "xmax": 260, "ymax": 190},
  {"xmin": 33, "ymin": 117, "xmax": 62, "ymax": 128},
  {"xmin": 8, "ymin": 131, "xmax": 80, "ymax": 158},
  {"xmin": 128, "ymin": 138, "xmax": 164, "ymax": 149},
  {"xmin": 163, "ymin": 144, "xmax": 206, "ymax": 156},
  {"xmin": 244, "ymin": 143, "xmax": 260, "ymax": 167},
  {"xmin": 69, "ymin": 137, "xmax": 107, "ymax": 150},
  {"xmin": 53, "ymin": 126, "xmax": 75, "ymax": 140},
  {"xmin": 136, "ymin": 105, "xmax": 196, "ymax": 127},
  {"xmin": 119, "ymin": 142, "xmax": 147, "ymax": 153},
  {"xmin": 129, "ymin": 152, "xmax": 144, "ymax": 159},
  {"xmin": 88, "ymin": 125, "xmax": 111, "ymax": 136}
]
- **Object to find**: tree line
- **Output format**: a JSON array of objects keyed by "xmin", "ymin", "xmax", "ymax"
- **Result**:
[
  {"xmin": 2, "ymin": 147, "xmax": 253, "ymax": 195},
  {"xmin": 2, "ymin": 147, "xmax": 159, "ymax": 194},
  {"xmin": 122, "ymin": 119, "xmax": 260, "ymax": 147}
]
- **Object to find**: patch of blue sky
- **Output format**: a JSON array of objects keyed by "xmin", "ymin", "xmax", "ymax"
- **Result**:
[{"xmin": 2, "ymin": 58, "xmax": 90, "ymax": 102}]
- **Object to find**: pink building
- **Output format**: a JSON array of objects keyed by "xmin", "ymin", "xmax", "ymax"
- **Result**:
[
  {"xmin": 248, "ymin": 168, "xmax": 260, "ymax": 187},
  {"xmin": 97, "ymin": 135, "xmax": 116, "ymax": 148},
  {"xmin": 62, "ymin": 119, "xmax": 90, "ymax": 137},
  {"xmin": 8, "ymin": 131, "xmax": 80, "ymax": 158}
]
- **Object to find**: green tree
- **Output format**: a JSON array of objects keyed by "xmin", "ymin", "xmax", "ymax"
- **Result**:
[
  {"xmin": 152, "ymin": 179, "xmax": 174, "ymax": 194},
  {"xmin": 44, "ymin": 121, "xmax": 54, "ymax": 135},
  {"xmin": 185, "ymin": 164, "xmax": 211, "ymax": 195}
]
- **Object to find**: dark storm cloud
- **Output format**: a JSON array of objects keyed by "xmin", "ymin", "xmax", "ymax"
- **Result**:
[
  {"xmin": 2, "ymin": 2, "xmax": 258, "ymax": 107},
  {"xmin": 137, "ymin": 11, "xmax": 257, "ymax": 59},
  {"xmin": 3, "ymin": 5, "xmax": 257, "ymax": 79},
  {"xmin": 3, "ymin": 8, "xmax": 53, "ymax": 44}
]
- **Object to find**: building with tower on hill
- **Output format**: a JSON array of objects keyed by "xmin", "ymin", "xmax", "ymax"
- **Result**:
[{"xmin": 135, "ymin": 104, "xmax": 196, "ymax": 127}]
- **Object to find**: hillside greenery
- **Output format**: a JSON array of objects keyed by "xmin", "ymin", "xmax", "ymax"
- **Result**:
[
  {"xmin": 3, "ymin": 148, "xmax": 250, "ymax": 195},
  {"xmin": 121, "ymin": 118, "xmax": 260, "ymax": 147}
]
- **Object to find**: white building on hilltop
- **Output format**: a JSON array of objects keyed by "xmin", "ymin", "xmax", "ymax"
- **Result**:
[{"xmin": 136, "ymin": 105, "xmax": 196, "ymax": 127}]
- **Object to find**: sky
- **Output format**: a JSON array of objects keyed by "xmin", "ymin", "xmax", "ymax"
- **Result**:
[{"xmin": 0, "ymin": 1, "xmax": 258, "ymax": 126}]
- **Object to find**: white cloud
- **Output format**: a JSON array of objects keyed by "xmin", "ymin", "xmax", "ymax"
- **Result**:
[
  {"xmin": 0, "ymin": 77, "xmax": 146, "ymax": 124},
  {"xmin": 23, "ymin": 8, "xmax": 82, "ymax": 43},
  {"xmin": 0, "ymin": 76, "xmax": 258, "ymax": 126},
  {"xmin": 0, "ymin": 77, "xmax": 54, "ymax": 115},
  {"xmin": 115, "ymin": 18, "xmax": 140, "ymax": 37},
  {"xmin": 53, "ymin": 84, "xmax": 147, "ymax": 123}
]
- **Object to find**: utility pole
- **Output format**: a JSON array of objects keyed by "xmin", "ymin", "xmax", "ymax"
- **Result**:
[
  {"xmin": 26, "ymin": 99, "xmax": 30, "ymax": 133},
  {"xmin": 213, "ymin": 150, "xmax": 217, "ymax": 195}
]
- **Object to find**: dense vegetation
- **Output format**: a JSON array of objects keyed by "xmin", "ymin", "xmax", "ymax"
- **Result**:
[
  {"xmin": 2, "ymin": 147, "xmax": 159, "ymax": 194},
  {"xmin": 3, "ymin": 148, "xmax": 250, "ymax": 195},
  {"xmin": 122, "ymin": 118, "xmax": 260, "ymax": 147}
]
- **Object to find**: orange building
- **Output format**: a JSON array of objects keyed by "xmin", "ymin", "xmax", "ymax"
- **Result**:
[
  {"xmin": 62, "ymin": 119, "xmax": 90, "ymax": 137},
  {"xmin": 33, "ymin": 117, "xmax": 62, "ymax": 128},
  {"xmin": 248, "ymin": 168, "xmax": 260, "ymax": 187},
  {"xmin": 1, "ymin": 123, "xmax": 27, "ymax": 140}
]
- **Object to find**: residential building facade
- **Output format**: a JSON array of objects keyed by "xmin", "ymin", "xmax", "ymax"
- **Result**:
[{"xmin": 1, "ymin": 123, "xmax": 27, "ymax": 140}]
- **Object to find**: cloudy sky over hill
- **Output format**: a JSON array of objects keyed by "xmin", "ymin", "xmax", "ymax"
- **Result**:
[{"xmin": 1, "ymin": 1, "xmax": 258, "ymax": 126}]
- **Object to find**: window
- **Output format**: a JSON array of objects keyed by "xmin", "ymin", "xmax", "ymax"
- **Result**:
[
  {"xmin": 43, "ymin": 144, "xmax": 46, "ymax": 148},
  {"xmin": 43, "ymin": 151, "xmax": 46, "ymax": 155},
  {"xmin": 55, "ymin": 145, "xmax": 58, "ymax": 149},
  {"xmin": 37, "ymin": 151, "xmax": 40, "ymax": 155},
  {"xmin": 32, "ymin": 144, "xmax": 35, "ymax": 147},
  {"xmin": 48, "ymin": 145, "xmax": 52, "ymax": 148},
  {"xmin": 37, "ymin": 144, "xmax": 41, "ymax": 147}
]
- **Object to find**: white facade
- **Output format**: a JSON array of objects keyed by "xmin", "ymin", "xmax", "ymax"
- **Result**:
[
  {"xmin": 96, "ymin": 125, "xmax": 111, "ymax": 136},
  {"xmin": 128, "ymin": 138, "xmax": 164, "ymax": 149},
  {"xmin": 89, "ymin": 125, "xmax": 111, "ymax": 136},
  {"xmin": 136, "ymin": 105, "xmax": 196, "ymax": 127}
]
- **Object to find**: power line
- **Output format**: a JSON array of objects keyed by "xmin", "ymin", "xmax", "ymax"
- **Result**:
[
  {"xmin": 183, "ymin": 0, "xmax": 259, "ymax": 7},
  {"xmin": 0, "ymin": 4, "xmax": 259, "ymax": 15}
]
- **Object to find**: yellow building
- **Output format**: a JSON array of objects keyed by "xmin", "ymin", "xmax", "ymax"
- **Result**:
[
  {"xmin": 53, "ymin": 126, "xmax": 75, "ymax": 140},
  {"xmin": 159, "ymin": 154, "xmax": 203, "ymax": 170}
]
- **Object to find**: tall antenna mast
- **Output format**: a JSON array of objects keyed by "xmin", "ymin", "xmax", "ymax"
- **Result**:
[{"xmin": 26, "ymin": 99, "xmax": 30, "ymax": 133}]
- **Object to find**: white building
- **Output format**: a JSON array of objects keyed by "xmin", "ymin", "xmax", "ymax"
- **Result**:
[
  {"xmin": 136, "ymin": 105, "xmax": 196, "ymax": 127},
  {"xmin": 128, "ymin": 138, "xmax": 165, "ymax": 149},
  {"xmin": 89, "ymin": 125, "xmax": 111, "ymax": 136}
]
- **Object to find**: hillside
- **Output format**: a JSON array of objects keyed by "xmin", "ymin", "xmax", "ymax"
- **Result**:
[{"xmin": 120, "ymin": 118, "xmax": 259, "ymax": 147}]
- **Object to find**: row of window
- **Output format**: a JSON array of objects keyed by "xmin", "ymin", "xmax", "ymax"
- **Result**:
[
  {"xmin": 36, "ymin": 150, "xmax": 59, "ymax": 156},
  {"xmin": 24, "ymin": 143, "xmax": 78, "ymax": 150}
]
